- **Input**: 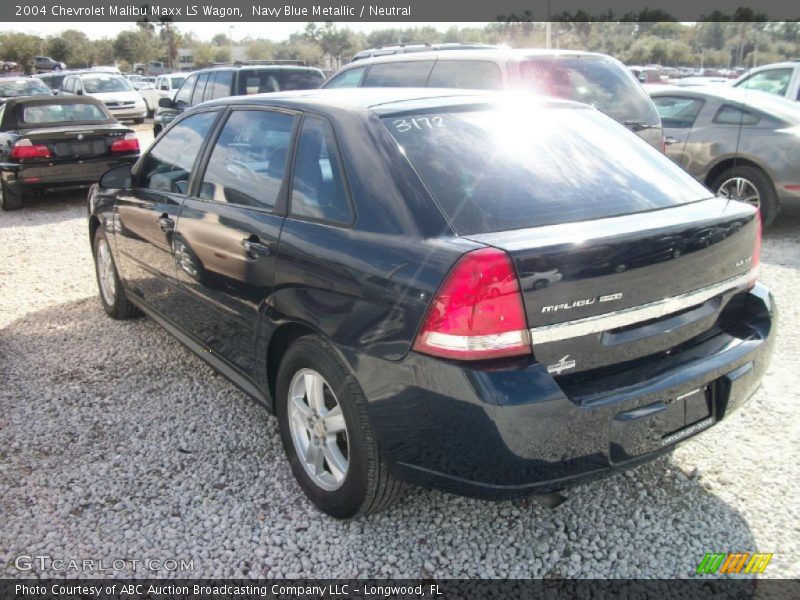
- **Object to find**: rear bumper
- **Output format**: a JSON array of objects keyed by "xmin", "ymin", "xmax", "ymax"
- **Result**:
[
  {"xmin": 107, "ymin": 107, "xmax": 147, "ymax": 120},
  {"xmin": 342, "ymin": 284, "xmax": 775, "ymax": 499},
  {"xmin": 1, "ymin": 155, "xmax": 138, "ymax": 193}
]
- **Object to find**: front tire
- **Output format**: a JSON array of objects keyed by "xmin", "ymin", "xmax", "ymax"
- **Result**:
[
  {"xmin": 712, "ymin": 165, "xmax": 778, "ymax": 228},
  {"xmin": 0, "ymin": 181, "xmax": 23, "ymax": 211},
  {"xmin": 276, "ymin": 335, "xmax": 404, "ymax": 519},
  {"xmin": 92, "ymin": 230, "xmax": 141, "ymax": 319}
]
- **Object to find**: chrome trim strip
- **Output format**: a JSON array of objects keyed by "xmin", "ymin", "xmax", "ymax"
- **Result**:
[{"xmin": 529, "ymin": 271, "xmax": 753, "ymax": 344}]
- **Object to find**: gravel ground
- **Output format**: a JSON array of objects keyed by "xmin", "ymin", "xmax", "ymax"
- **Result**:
[{"xmin": 0, "ymin": 127, "xmax": 798, "ymax": 578}]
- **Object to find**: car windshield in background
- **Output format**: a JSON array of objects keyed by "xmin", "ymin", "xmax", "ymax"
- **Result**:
[
  {"xmin": 21, "ymin": 102, "xmax": 108, "ymax": 124},
  {"xmin": 83, "ymin": 76, "xmax": 133, "ymax": 94},
  {"xmin": 518, "ymin": 57, "xmax": 659, "ymax": 125},
  {"xmin": 0, "ymin": 79, "xmax": 52, "ymax": 97},
  {"xmin": 236, "ymin": 69, "xmax": 324, "ymax": 94},
  {"xmin": 384, "ymin": 106, "xmax": 711, "ymax": 235}
]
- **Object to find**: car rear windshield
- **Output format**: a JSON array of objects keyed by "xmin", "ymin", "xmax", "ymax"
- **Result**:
[
  {"xmin": 383, "ymin": 105, "xmax": 711, "ymax": 235},
  {"xmin": 0, "ymin": 79, "xmax": 52, "ymax": 97},
  {"xmin": 518, "ymin": 57, "xmax": 659, "ymax": 126},
  {"xmin": 237, "ymin": 69, "xmax": 324, "ymax": 94},
  {"xmin": 21, "ymin": 103, "xmax": 108, "ymax": 124},
  {"xmin": 83, "ymin": 76, "xmax": 133, "ymax": 93}
]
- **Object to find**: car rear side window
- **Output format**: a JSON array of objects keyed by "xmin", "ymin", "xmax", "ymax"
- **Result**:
[
  {"xmin": 138, "ymin": 111, "xmax": 218, "ymax": 193},
  {"xmin": 362, "ymin": 61, "xmax": 435, "ymax": 87},
  {"xmin": 237, "ymin": 69, "xmax": 324, "ymax": 95},
  {"xmin": 192, "ymin": 73, "xmax": 210, "ymax": 105},
  {"xmin": 290, "ymin": 116, "xmax": 353, "ymax": 225},
  {"xmin": 652, "ymin": 96, "xmax": 705, "ymax": 128},
  {"xmin": 427, "ymin": 61, "xmax": 503, "ymax": 90},
  {"xmin": 324, "ymin": 66, "xmax": 366, "ymax": 88},
  {"xmin": 208, "ymin": 70, "xmax": 233, "ymax": 99},
  {"xmin": 199, "ymin": 110, "xmax": 295, "ymax": 209},
  {"xmin": 714, "ymin": 105, "xmax": 760, "ymax": 126},
  {"xmin": 383, "ymin": 106, "xmax": 711, "ymax": 235}
]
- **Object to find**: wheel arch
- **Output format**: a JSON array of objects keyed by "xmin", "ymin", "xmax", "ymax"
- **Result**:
[
  {"xmin": 266, "ymin": 322, "xmax": 318, "ymax": 411},
  {"xmin": 704, "ymin": 156, "xmax": 775, "ymax": 190},
  {"xmin": 88, "ymin": 214, "xmax": 102, "ymax": 247}
]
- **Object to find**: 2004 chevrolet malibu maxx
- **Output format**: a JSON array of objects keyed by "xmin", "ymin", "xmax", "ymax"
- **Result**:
[{"xmin": 87, "ymin": 89, "xmax": 775, "ymax": 518}]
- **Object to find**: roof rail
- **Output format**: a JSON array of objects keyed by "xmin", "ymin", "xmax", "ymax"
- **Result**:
[
  {"xmin": 351, "ymin": 42, "xmax": 501, "ymax": 62},
  {"xmin": 210, "ymin": 59, "xmax": 308, "ymax": 67}
]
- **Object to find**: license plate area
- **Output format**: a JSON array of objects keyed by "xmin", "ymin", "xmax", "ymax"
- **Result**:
[{"xmin": 610, "ymin": 385, "xmax": 714, "ymax": 463}]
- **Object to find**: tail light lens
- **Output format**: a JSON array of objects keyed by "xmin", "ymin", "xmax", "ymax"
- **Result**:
[
  {"xmin": 413, "ymin": 247, "xmax": 531, "ymax": 360},
  {"xmin": 10, "ymin": 139, "xmax": 50, "ymax": 160},
  {"xmin": 749, "ymin": 210, "xmax": 762, "ymax": 288},
  {"xmin": 110, "ymin": 133, "xmax": 139, "ymax": 154}
]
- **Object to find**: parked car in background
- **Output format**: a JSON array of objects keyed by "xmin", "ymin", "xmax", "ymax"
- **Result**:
[
  {"xmin": 0, "ymin": 95, "xmax": 139, "ymax": 210},
  {"xmin": 131, "ymin": 78, "xmax": 156, "ymax": 91},
  {"xmin": 323, "ymin": 49, "xmax": 664, "ymax": 149},
  {"xmin": 139, "ymin": 72, "xmax": 188, "ymax": 116},
  {"xmin": 733, "ymin": 61, "xmax": 800, "ymax": 101},
  {"xmin": 34, "ymin": 56, "xmax": 67, "ymax": 72},
  {"xmin": 2, "ymin": 60, "xmax": 19, "ymax": 72},
  {"xmin": 351, "ymin": 42, "xmax": 501, "ymax": 62},
  {"xmin": 0, "ymin": 77, "xmax": 53, "ymax": 103},
  {"xmin": 153, "ymin": 61, "xmax": 324, "ymax": 135},
  {"xmin": 649, "ymin": 85, "xmax": 800, "ymax": 226},
  {"xmin": 61, "ymin": 72, "xmax": 147, "ymax": 123},
  {"xmin": 89, "ymin": 89, "xmax": 771, "ymax": 518},
  {"xmin": 629, "ymin": 66, "xmax": 666, "ymax": 84},
  {"xmin": 672, "ymin": 76, "xmax": 730, "ymax": 87},
  {"xmin": 132, "ymin": 61, "xmax": 170, "ymax": 76}
]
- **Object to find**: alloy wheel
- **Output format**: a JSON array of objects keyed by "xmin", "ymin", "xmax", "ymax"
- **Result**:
[
  {"xmin": 287, "ymin": 368, "xmax": 349, "ymax": 491},
  {"xmin": 717, "ymin": 177, "xmax": 760, "ymax": 209}
]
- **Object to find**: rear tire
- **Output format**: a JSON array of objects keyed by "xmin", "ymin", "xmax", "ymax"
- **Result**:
[
  {"xmin": 712, "ymin": 165, "xmax": 778, "ymax": 228},
  {"xmin": 0, "ymin": 182, "xmax": 23, "ymax": 211},
  {"xmin": 276, "ymin": 335, "xmax": 405, "ymax": 519},
  {"xmin": 92, "ymin": 229, "xmax": 141, "ymax": 320}
]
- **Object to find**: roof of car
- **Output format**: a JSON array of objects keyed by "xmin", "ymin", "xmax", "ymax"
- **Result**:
[
  {"xmin": 1, "ymin": 94, "xmax": 106, "ymax": 108},
  {"xmin": 196, "ymin": 63, "xmax": 324, "ymax": 73},
  {"xmin": 199, "ymin": 87, "xmax": 586, "ymax": 116},
  {"xmin": 336, "ymin": 47, "xmax": 617, "ymax": 69}
]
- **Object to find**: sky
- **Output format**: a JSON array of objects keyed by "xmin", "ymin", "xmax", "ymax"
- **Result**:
[{"xmin": 9, "ymin": 22, "xmax": 488, "ymax": 42}]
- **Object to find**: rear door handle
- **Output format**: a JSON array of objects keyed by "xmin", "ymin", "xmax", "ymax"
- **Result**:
[
  {"xmin": 664, "ymin": 136, "xmax": 681, "ymax": 145},
  {"xmin": 241, "ymin": 238, "xmax": 272, "ymax": 258},
  {"xmin": 157, "ymin": 215, "xmax": 175, "ymax": 232}
]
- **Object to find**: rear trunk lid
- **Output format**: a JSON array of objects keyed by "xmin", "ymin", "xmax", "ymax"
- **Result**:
[
  {"xmin": 466, "ymin": 198, "xmax": 759, "ymax": 374},
  {"xmin": 16, "ymin": 124, "xmax": 134, "ymax": 160}
]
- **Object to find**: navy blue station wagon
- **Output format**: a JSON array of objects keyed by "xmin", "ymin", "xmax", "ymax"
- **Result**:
[{"xmin": 88, "ymin": 89, "xmax": 775, "ymax": 518}]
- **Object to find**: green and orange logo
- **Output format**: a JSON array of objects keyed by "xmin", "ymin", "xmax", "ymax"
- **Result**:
[{"xmin": 696, "ymin": 552, "xmax": 773, "ymax": 574}]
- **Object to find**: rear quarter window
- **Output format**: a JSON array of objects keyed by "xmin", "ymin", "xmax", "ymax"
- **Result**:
[
  {"xmin": 383, "ymin": 106, "xmax": 711, "ymax": 235},
  {"xmin": 714, "ymin": 105, "xmax": 761, "ymax": 126}
]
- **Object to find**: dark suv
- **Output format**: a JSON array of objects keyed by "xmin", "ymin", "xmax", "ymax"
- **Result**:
[
  {"xmin": 153, "ymin": 61, "xmax": 325, "ymax": 135},
  {"xmin": 89, "ymin": 89, "xmax": 773, "ymax": 519}
]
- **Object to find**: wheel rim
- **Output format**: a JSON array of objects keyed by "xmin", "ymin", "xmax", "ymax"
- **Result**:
[
  {"xmin": 287, "ymin": 368, "xmax": 349, "ymax": 491},
  {"xmin": 717, "ymin": 177, "xmax": 760, "ymax": 209},
  {"xmin": 172, "ymin": 239, "xmax": 198, "ymax": 278},
  {"xmin": 96, "ymin": 238, "xmax": 116, "ymax": 305}
]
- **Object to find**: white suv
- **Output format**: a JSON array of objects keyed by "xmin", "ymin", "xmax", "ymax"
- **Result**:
[{"xmin": 323, "ymin": 48, "xmax": 664, "ymax": 149}]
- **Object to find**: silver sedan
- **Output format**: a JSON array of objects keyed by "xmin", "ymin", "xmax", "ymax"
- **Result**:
[{"xmin": 649, "ymin": 85, "xmax": 800, "ymax": 227}]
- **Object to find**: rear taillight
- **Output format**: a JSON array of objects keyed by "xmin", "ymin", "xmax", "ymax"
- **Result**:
[
  {"xmin": 111, "ymin": 133, "xmax": 139, "ymax": 154},
  {"xmin": 413, "ymin": 247, "xmax": 531, "ymax": 360},
  {"xmin": 749, "ymin": 211, "xmax": 762, "ymax": 288},
  {"xmin": 10, "ymin": 139, "xmax": 50, "ymax": 160}
]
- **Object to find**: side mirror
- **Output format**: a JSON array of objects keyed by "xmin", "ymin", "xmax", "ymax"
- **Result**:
[
  {"xmin": 158, "ymin": 97, "xmax": 174, "ymax": 108},
  {"xmin": 99, "ymin": 163, "xmax": 133, "ymax": 190},
  {"xmin": 76, "ymin": 88, "xmax": 84, "ymax": 95}
]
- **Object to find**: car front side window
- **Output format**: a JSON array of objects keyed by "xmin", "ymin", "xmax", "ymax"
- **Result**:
[
  {"xmin": 173, "ymin": 74, "xmax": 197, "ymax": 106},
  {"xmin": 138, "ymin": 111, "xmax": 219, "ymax": 193}
]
